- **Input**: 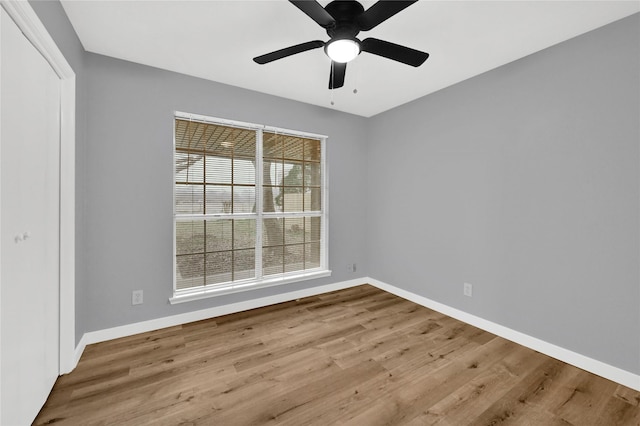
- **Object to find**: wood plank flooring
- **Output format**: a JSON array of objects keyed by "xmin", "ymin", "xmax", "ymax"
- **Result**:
[{"xmin": 35, "ymin": 285, "xmax": 640, "ymax": 425}]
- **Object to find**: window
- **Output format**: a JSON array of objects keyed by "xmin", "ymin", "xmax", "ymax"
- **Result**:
[{"xmin": 172, "ymin": 112, "xmax": 329, "ymax": 302}]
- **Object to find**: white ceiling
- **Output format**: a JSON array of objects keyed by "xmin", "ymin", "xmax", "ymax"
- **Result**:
[{"xmin": 60, "ymin": 1, "xmax": 639, "ymax": 117}]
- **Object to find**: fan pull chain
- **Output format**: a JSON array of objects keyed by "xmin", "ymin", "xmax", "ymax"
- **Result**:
[{"xmin": 353, "ymin": 58, "xmax": 359, "ymax": 95}]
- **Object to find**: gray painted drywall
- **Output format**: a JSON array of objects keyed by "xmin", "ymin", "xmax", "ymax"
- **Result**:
[
  {"xmin": 367, "ymin": 14, "xmax": 640, "ymax": 374},
  {"xmin": 29, "ymin": 0, "xmax": 89, "ymax": 344},
  {"xmin": 81, "ymin": 53, "xmax": 368, "ymax": 332}
]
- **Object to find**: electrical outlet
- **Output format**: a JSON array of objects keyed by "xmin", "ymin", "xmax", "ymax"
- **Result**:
[
  {"xmin": 132, "ymin": 290, "xmax": 143, "ymax": 305},
  {"xmin": 463, "ymin": 283, "xmax": 473, "ymax": 297},
  {"xmin": 347, "ymin": 263, "xmax": 357, "ymax": 273}
]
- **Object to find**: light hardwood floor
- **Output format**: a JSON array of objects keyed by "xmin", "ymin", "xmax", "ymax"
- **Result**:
[{"xmin": 35, "ymin": 285, "xmax": 640, "ymax": 425}]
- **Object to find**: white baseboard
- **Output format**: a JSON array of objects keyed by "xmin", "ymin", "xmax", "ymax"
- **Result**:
[
  {"xmin": 69, "ymin": 277, "xmax": 639, "ymax": 391},
  {"xmin": 369, "ymin": 278, "xmax": 640, "ymax": 392},
  {"xmin": 69, "ymin": 278, "xmax": 366, "ymax": 370},
  {"xmin": 73, "ymin": 334, "xmax": 88, "ymax": 369}
]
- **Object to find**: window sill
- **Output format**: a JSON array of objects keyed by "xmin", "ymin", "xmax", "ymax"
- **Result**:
[{"xmin": 169, "ymin": 269, "xmax": 332, "ymax": 304}]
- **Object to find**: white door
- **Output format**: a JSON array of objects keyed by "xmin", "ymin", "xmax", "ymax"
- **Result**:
[{"xmin": 1, "ymin": 7, "xmax": 61, "ymax": 425}]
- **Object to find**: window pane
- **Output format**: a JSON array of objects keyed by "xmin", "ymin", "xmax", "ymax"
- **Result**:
[
  {"xmin": 265, "ymin": 160, "xmax": 283, "ymax": 186},
  {"xmin": 284, "ymin": 136, "xmax": 304, "ymax": 160},
  {"xmin": 305, "ymin": 139, "xmax": 321, "ymax": 161},
  {"xmin": 283, "ymin": 192, "xmax": 304, "ymax": 213},
  {"xmin": 304, "ymin": 162, "xmax": 321, "ymax": 185},
  {"xmin": 176, "ymin": 221, "xmax": 205, "ymax": 255},
  {"xmin": 175, "ymin": 119, "xmax": 205, "ymax": 152},
  {"xmin": 284, "ymin": 244, "xmax": 304, "ymax": 273},
  {"xmin": 233, "ymin": 136, "xmax": 256, "ymax": 158},
  {"xmin": 175, "ymin": 184, "xmax": 203, "ymax": 214},
  {"xmin": 175, "ymin": 152, "xmax": 204, "ymax": 183},
  {"xmin": 234, "ymin": 249, "xmax": 255, "ymax": 280},
  {"xmin": 306, "ymin": 216, "xmax": 322, "ymax": 242},
  {"xmin": 263, "ymin": 132, "xmax": 282, "ymax": 159},
  {"xmin": 233, "ymin": 158, "xmax": 255, "ymax": 185},
  {"xmin": 305, "ymin": 242, "xmax": 321, "ymax": 268},
  {"xmin": 263, "ymin": 218, "xmax": 284, "ymax": 247},
  {"xmin": 189, "ymin": 122, "xmax": 209, "ymax": 152},
  {"xmin": 263, "ymin": 246, "xmax": 284, "ymax": 276},
  {"xmin": 205, "ymin": 251, "xmax": 232, "ymax": 285},
  {"xmin": 234, "ymin": 219, "xmax": 256, "ymax": 249},
  {"xmin": 263, "ymin": 160, "xmax": 283, "ymax": 213},
  {"xmin": 205, "ymin": 220, "xmax": 232, "ymax": 252},
  {"xmin": 263, "ymin": 185, "xmax": 283, "ymax": 213},
  {"xmin": 304, "ymin": 187, "xmax": 321, "ymax": 211},
  {"xmin": 206, "ymin": 156, "xmax": 232, "ymax": 184},
  {"xmin": 176, "ymin": 254, "xmax": 204, "ymax": 289},
  {"xmin": 282, "ymin": 161, "xmax": 304, "ymax": 212},
  {"xmin": 283, "ymin": 161, "xmax": 303, "ymax": 187},
  {"xmin": 205, "ymin": 185, "xmax": 232, "ymax": 214},
  {"xmin": 284, "ymin": 217, "xmax": 304, "ymax": 244},
  {"xmin": 233, "ymin": 187, "xmax": 255, "ymax": 213}
]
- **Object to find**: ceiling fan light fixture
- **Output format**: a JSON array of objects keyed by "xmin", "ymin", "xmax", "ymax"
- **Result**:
[
  {"xmin": 325, "ymin": 38, "xmax": 360, "ymax": 63},
  {"xmin": 253, "ymin": 0, "xmax": 429, "ymax": 90}
]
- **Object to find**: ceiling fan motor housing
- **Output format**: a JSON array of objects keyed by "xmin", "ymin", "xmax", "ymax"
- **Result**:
[{"xmin": 325, "ymin": 1, "xmax": 364, "ymax": 39}]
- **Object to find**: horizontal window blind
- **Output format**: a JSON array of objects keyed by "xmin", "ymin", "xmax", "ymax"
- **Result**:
[
  {"xmin": 174, "ymin": 115, "xmax": 328, "ymax": 299},
  {"xmin": 262, "ymin": 131, "xmax": 322, "ymax": 276}
]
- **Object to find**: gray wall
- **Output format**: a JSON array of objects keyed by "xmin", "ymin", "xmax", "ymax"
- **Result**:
[
  {"xmin": 367, "ymin": 14, "xmax": 639, "ymax": 374},
  {"xmin": 81, "ymin": 53, "xmax": 368, "ymax": 332}
]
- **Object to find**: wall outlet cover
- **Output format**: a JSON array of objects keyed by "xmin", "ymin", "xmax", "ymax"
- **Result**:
[
  {"xmin": 132, "ymin": 290, "xmax": 144, "ymax": 305},
  {"xmin": 464, "ymin": 283, "xmax": 473, "ymax": 297}
]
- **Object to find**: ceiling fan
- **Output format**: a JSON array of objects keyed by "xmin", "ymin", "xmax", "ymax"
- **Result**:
[{"xmin": 253, "ymin": 0, "xmax": 429, "ymax": 89}]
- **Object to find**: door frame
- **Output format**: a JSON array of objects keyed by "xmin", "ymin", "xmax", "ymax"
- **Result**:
[{"xmin": 0, "ymin": 0, "xmax": 76, "ymax": 379}]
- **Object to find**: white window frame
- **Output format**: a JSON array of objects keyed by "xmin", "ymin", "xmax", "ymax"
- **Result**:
[{"xmin": 170, "ymin": 112, "xmax": 330, "ymax": 304}]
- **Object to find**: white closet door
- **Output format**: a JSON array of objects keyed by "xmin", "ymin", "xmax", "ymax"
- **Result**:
[{"xmin": 1, "ymin": 7, "xmax": 61, "ymax": 425}]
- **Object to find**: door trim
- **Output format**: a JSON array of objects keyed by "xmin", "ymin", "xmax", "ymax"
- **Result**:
[{"xmin": 0, "ymin": 0, "xmax": 76, "ymax": 374}]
